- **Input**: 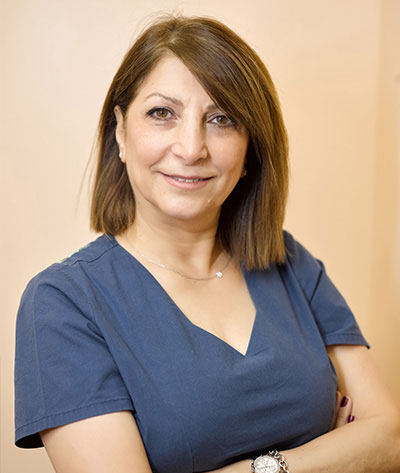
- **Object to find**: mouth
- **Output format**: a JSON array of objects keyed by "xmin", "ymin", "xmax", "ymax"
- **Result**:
[
  {"xmin": 161, "ymin": 173, "xmax": 213, "ymax": 182},
  {"xmin": 160, "ymin": 172, "xmax": 213, "ymax": 189}
]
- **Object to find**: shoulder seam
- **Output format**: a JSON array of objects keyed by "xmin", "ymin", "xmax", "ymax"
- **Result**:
[
  {"xmin": 282, "ymin": 234, "xmax": 323, "ymax": 305},
  {"xmin": 55, "ymin": 236, "xmax": 117, "ymax": 271}
]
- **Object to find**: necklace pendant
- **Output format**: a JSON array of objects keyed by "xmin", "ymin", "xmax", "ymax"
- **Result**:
[{"xmin": 216, "ymin": 271, "xmax": 223, "ymax": 278}]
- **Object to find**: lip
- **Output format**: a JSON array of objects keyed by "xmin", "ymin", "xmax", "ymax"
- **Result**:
[{"xmin": 160, "ymin": 172, "xmax": 213, "ymax": 190}]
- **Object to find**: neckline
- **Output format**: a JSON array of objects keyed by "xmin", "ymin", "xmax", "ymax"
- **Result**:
[{"xmin": 109, "ymin": 234, "xmax": 258, "ymax": 358}]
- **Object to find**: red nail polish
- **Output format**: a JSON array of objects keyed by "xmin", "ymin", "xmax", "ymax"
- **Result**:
[
  {"xmin": 340, "ymin": 396, "xmax": 349, "ymax": 407},
  {"xmin": 347, "ymin": 415, "xmax": 355, "ymax": 423}
]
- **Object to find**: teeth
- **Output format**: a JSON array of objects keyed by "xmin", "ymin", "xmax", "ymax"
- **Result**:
[{"xmin": 172, "ymin": 176, "xmax": 204, "ymax": 182}]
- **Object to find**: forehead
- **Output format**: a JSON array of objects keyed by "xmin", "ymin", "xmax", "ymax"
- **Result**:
[{"xmin": 134, "ymin": 54, "xmax": 213, "ymax": 104}]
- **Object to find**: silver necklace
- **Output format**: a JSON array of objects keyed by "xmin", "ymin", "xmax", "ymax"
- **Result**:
[{"xmin": 125, "ymin": 240, "xmax": 231, "ymax": 281}]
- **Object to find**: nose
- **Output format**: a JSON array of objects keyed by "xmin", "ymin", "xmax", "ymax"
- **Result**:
[{"xmin": 171, "ymin": 120, "xmax": 208, "ymax": 163}]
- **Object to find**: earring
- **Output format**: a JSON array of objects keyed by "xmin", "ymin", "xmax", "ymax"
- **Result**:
[
  {"xmin": 241, "ymin": 168, "xmax": 247, "ymax": 178},
  {"xmin": 119, "ymin": 151, "xmax": 123, "ymax": 160}
]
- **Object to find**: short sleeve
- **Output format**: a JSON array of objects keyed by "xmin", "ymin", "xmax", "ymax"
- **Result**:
[
  {"xmin": 14, "ymin": 267, "xmax": 134, "ymax": 448},
  {"xmin": 283, "ymin": 231, "xmax": 369, "ymax": 348}
]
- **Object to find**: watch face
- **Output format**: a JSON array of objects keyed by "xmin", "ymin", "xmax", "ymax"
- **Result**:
[{"xmin": 253, "ymin": 455, "xmax": 280, "ymax": 473}]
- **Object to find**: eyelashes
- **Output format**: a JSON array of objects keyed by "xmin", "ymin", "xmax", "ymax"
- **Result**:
[
  {"xmin": 146, "ymin": 107, "xmax": 173, "ymax": 120},
  {"xmin": 211, "ymin": 115, "xmax": 238, "ymax": 128},
  {"xmin": 146, "ymin": 107, "xmax": 238, "ymax": 128}
]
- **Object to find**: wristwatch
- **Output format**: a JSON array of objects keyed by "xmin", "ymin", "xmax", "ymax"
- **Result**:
[
  {"xmin": 250, "ymin": 450, "xmax": 289, "ymax": 473},
  {"xmin": 251, "ymin": 455, "xmax": 280, "ymax": 473}
]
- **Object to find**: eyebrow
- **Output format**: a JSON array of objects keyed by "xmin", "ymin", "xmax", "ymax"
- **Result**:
[{"xmin": 145, "ymin": 92, "xmax": 219, "ymax": 112}]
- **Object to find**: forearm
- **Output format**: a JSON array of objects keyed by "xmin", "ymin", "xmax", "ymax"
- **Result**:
[
  {"xmin": 284, "ymin": 413, "xmax": 400, "ymax": 473},
  {"xmin": 210, "ymin": 412, "xmax": 400, "ymax": 473}
]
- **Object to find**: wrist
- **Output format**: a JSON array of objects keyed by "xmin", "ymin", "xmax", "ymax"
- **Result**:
[{"xmin": 250, "ymin": 450, "xmax": 290, "ymax": 473}]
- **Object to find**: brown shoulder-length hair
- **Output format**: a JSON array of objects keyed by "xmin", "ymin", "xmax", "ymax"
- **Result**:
[{"xmin": 90, "ymin": 14, "xmax": 289, "ymax": 270}]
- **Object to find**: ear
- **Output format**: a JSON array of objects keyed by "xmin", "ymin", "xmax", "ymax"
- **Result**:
[
  {"xmin": 241, "ymin": 158, "xmax": 248, "ymax": 178},
  {"xmin": 114, "ymin": 105, "xmax": 126, "ymax": 162}
]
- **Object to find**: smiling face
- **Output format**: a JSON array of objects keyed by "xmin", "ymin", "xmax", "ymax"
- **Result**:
[{"xmin": 115, "ymin": 54, "xmax": 249, "ymax": 229}]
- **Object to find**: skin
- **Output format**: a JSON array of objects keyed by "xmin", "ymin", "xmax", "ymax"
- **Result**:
[
  {"xmin": 40, "ymin": 55, "xmax": 400, "ymax": 472},
  {"xmin": 115, "ymin": 54, "xmax": 249, "ymax": 240}
]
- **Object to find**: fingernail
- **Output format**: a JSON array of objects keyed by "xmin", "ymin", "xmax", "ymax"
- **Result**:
[
  {"xmin": 347, "ymin": 415, "xmax": 355, "ymax": 423},
  {"xmin": 340, "ymin": 396, "xmax": 349, "ymax": 407}
]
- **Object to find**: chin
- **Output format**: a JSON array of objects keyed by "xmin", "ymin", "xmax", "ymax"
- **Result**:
[{"xmin": 159, "ymin": 203, "xmax": 218, "ymax": 223}]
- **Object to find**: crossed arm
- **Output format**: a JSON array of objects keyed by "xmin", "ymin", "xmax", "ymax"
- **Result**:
[{"xmin": 41, "ymin": 345, "xmax": 400, "ymax": 473}]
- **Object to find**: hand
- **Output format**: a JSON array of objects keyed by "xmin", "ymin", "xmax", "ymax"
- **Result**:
[{"xmin": 329, "ymin": 391, "xmax": 355, "ymax": 430}]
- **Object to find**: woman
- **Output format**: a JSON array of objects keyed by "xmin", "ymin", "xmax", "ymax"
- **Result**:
[{"xmin": 14, "ymin": 15, "xmax": 400, "ymax": 473}]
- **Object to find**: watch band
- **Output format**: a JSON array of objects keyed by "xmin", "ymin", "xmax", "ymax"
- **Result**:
[{"xmin": 250, "ymin": 450, "xmax": 290, "ymax": 473}]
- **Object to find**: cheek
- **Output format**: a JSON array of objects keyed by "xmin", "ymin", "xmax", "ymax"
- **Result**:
[
  {"xmin": 127, "ymin": 128, "xmax": 168, "ymax": 167},
  {"xmin": 216, "ymin": 139, "xmax": 247, "ymax": 174}
]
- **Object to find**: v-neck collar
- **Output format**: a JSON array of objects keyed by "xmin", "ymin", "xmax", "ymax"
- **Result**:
[
  {"xmin": 165, "ymin": 288, "xmax": 258, "ymax": 358},
  {"xmin": 110, "ymin": 234, "xmax": 258, "ymax": 358}
]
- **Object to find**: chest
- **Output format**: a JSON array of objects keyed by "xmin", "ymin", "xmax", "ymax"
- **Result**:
[
  {"xmin": 95, "ymin": 264, "xmax": 337, "ymax": 473},
  {"xmin": 154, "ymin": 270, "xmax": 256, "ymax": 357}
]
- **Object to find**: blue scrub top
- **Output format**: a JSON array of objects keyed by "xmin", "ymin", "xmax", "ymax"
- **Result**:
[{"xmin": 14, "ymin": 231, "xmax": 368, "ymax": 473}]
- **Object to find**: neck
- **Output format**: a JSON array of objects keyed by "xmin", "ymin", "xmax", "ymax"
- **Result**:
[{"xmin": 120, "ymin": 209, "xmax": 225, "ymax": 276}]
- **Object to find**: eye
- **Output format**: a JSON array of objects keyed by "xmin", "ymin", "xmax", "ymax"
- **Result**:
[
  {"xmin": 147, "ymin": 107, "xmax": 173, "ymax": 120},
  {"xmin": 210, "ymin": 114, "xmax": 237, "ymax": 128}
]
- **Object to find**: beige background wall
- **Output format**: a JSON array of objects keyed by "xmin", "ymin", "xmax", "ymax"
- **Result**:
[{"xmin": 2, "ymin": 0, "xmax": 399, "ymax": 472}]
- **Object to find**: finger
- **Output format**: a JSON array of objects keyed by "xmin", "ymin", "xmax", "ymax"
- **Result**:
[
  {"xmin": 335, "ymin": 395, "xmax": 353, "ymax": 428},
  {"xmin": 329, "ymin": 391, "xmax": 342, "ymax": 431}
]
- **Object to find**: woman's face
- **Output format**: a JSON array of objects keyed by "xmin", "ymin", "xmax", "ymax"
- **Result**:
[{"xmin": 115, "ymin": 54, "xmax": 249, "ymax": 228}]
